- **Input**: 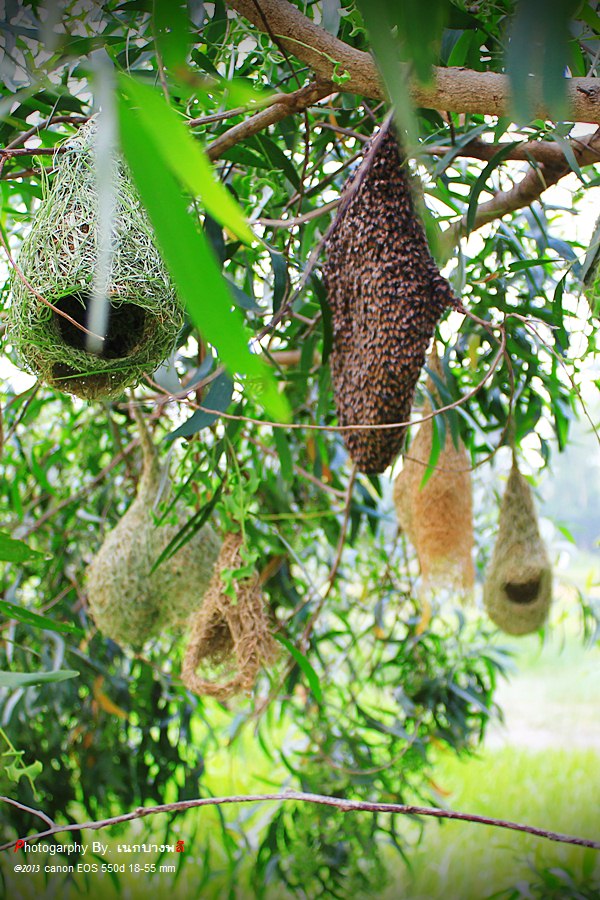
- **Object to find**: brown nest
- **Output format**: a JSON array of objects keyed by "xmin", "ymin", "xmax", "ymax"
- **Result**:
[
  {"xmin": 182, "ymin": 533, "xmax": 279, "ymax": 701},
  {"xmin": 86, "ymin": 409, "xmax": 220, "ymax": 650},
  {"xmin": 483, "ymin": 458, "xmax": 552, "ymax": 635},
  {"xmin": 393, "ymin": 357, "xmax": 474, "ymax": 594}
]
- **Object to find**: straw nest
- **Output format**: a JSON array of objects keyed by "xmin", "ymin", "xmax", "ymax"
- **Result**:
[
  {"xmin": 483, "ymin": 458, "xmax": 552, "ymax": 635},
  {"xmin": 182, "ymin": 532, "xmax": 279, "ymax": 701},
  {"xmin": 86, "ymin": 411, "xmax": 220, "ymax": 650},
  {"xmin": 393, "ymin": 360, "xmax": 474, "ymax": 594},
  {"xmin": 323, "ymin": 119, "xmax": 460, "ymax": 474},
  {"xmin": 8, "ymin": 121, "xmax": 183, "ymax": 401}
]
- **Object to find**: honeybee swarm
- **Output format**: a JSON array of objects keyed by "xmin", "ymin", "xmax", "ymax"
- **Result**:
[{"xmin": 323, "ymin": 123, "xmax": 460, "ymax": 473}]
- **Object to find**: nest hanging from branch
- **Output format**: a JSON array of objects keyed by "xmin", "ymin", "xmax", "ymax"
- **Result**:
[
  {"xmin": 8, "ymin": 121, "xmax": 183, "ymax": 401},
  {"xmin": 483, "ymin": 457, "xmax": 552, "ymax": 635},
  {"xmin": 86, "ymin": 409, "xmax": 220, "ymax": 650},
  {"xmin": 393, "ymin": 354, "xmax": 474, "ymax": 595},
  {"xmin": 182, "ymin": 532, "xmax": 279, "ymax": 701},
  {"xmin": 323, "ymin": 119, "xmax": 461, "ymax": 473}
]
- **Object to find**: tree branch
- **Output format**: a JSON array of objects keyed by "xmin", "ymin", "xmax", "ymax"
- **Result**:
[
  {"xmin": 206, "ymin": 81, "xmax": 333, "ymax": 160},
  {"xmin": 443, "ymin": 128, "xmax": 600, "ymax": 245},
  {"xmin": 422, "ymin": 135, "xmax": 600, "ymax": 166},
  {"xmin": 226, "ymin": 0, "xmax": 600, "ymax": 124},
  {"xmin": 2, "ymin": 790, "xmax": 598, "ymax": 852}
]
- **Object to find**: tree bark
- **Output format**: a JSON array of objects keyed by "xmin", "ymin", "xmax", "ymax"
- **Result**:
[{"xmin": 226, "ymin": 0, "xmax": 600, "ymax": 125}]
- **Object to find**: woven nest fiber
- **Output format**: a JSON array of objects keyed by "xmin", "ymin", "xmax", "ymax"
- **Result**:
[
  {"xmin": 9, "ymin": 121, "xmax": 183, "ymax": 401},
  {"xmin": 86, "ymin": 411, "xmax": 220, "ymax": 650},
  {"xmin": 323, "ymin": 119, "xmax": 461, "ymax": 474},
  {"xmin": 182, "ymin": 532, "xmax": 279, "ymax": 701},
  {"xmin": 393, "ymin": 358, "xmax": 474, "ymax": 594},
  {"xmin": 483, "ymin": 458, "xmax": 552, "ymax": 636}
]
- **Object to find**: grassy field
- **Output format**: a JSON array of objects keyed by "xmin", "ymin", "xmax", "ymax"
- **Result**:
[{"xmin": 3, "ymin": 606, "xmax": 599, "ymax": 900}]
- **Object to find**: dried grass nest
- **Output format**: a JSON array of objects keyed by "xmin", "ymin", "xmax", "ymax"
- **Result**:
[
  {"xmin": 323, "ymin": 118, "xmax": 460, "ymax": 474},
  {"xmin": 9, "ymin": 121, "xmax": 183, "ymax": 401},
  {"xmin": 393, "ymin": 357, "xmax": 474, "ymax": 595},
  {"xmin": 86, "ymin": 413, "xmax": 220, "ymax": 651},
  {"xmin": 483, "ymin": 457, "xmax": 552, "ymax": 635},
  {"xmin": 182, "ymin": 532, "xmax": 279, "ymax": 702}
]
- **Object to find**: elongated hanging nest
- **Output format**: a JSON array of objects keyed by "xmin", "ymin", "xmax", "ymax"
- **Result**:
[
  {"xmin": 86, "ymin": 410, "xmax": 220, "ymax": 650},
  {"xmin": 8, "ymin": 121, "xmax": 183, "ymax": 401},
  {"xmin": 182, "ymin": 533, "xmax": 279, "ymax": 701},
  {"xmin": 483, "ymin": 457, "xmax": 552, "ymax": 635},
  {"xmin": 323, "ymin": 118, "xmax": 461, "ymax": 473},
  {"xmin": 393, "ymin": 356, "xmax": 474, "ymax": 594}
]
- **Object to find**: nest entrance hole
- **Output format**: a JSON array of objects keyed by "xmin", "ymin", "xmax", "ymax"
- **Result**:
[
  {"xmin": 53, "ymin": 291, "xmax": 146, "ymax": 359},
  {"xmin": 503, "ymin": 579, "xmax": 541, "ymax": 605}
]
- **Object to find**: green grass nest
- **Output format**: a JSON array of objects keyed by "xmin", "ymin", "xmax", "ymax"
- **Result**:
[{"xmin": 8, "ymin": 121, "xmax": 183, "ymax": 400}]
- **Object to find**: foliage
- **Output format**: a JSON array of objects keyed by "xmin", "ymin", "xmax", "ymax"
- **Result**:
[{"xmin": 0, "ymin": 1, "xmax": 598, "ymax": 897}]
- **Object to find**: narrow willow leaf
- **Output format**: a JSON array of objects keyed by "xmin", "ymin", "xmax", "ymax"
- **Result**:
[
  {"xmin": 151, "ymin": 0, "xmax": 189, "ymax": 75},
  {"xmin": 0, "ymin": 531, "xmax": 45, "ymax": 563},
  {"xmin": 117, "ymin": 94, "xmax": 289, "ymax": 421},
  {"xmin": 466, "ymin": 142, "xmax": 520, "ymax": 236},
  {"xmin": 166, "ymin": 372, "xmax": 234, "ymax": 440},
  {"xmin": 0, "ymin": 669, "xmax": 79, "ymax": 688},
  {"xmin": 274, "ymin": 633, "xmax": 324, "ymax": 705},
  {"xmin": 355, "ymin": 0, "xmax": 418, "ymax": 147},
  {"xmin": 0, "ymin": 599, "xmax": 85, "ymax": 637},
  {"xmin": 118, "ymin": 74, "xmax": 253, "ymax": 245}
]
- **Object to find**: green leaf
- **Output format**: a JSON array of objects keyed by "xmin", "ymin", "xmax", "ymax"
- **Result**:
[
  {"xmin": 0, "ymin": 531, "xmax": 45, "ymax": 563},
  {"xmin": 0, "ymin": 669, "xmax": 79, "ymax": 688},
  {"xmin": 151, "ymin": 0, "xmax": 190, "ymax": 76},
  {"xmin": 419, "ymin": 413, "xmax": 443, "ymax": 489},
  {"xmin": 249, "ymin": 134, "xmax": 300, "ymax": 190},
  {"xmin": 273, "ymin": 634, "xmax": 324, "ymax": 705},
  {"xmin": 150, "ymin": 483, "xmax": 224, "ymax": 572},
  {"xmin": 4, "ymin": 759, "xmax": 43, "ymax": 785},
  {"xmin": 507, "ymin": 0, "xmax": 579, "ymax": 122},
  {"xmin": 355, "ymin": 0, "xmax": 418, "ymax": 147},
  {"xmin": 166, "ymin": 373, "xmax": 234, "ymax": 440},
  {"xmin": 268, "ymin": 247, "xmax": 289, "ymax": 313},
  {"xmin": 118, "ymin": 75, "xmax": 253, "ymax": 245},
  {"xmin": 116, "ymin": 88, "xmax": 289, "ymax": 422},
  {"xmin": 273, "ymin": 428, "xmax": 293, "ymax": 483},
  {"xmin": 466, "ymin": 142, "xmax": 520, "ymax": 236},
  {"xmin": 0, "ymin": 599, "xmax": 85, "ymax": 637}
]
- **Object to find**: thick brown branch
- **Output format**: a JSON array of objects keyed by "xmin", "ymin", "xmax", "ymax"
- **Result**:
[
  {"xmin": 206, "ymin": 81, "xmax": 333, "ymax": 160},
  {"xmin": 423, "ymin": 135, "xmax": 600, "ymax": 166},
  {"xmin": 2, "ymin": 790, "xmax": 598, "ymax": 852},
  {"xmin": 226, "ymin": 0, "xmax": 600, "ymax": 124},
  {"xmin": 444, "ymin": 128, "xmax": 600, "ymax": 246}
]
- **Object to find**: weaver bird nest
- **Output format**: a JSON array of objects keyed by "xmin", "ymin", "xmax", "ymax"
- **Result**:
[
  {"xmin": 323, "ymin": 119, "xmax": 460, "ymax": 474},
  {"xmin": 86, "ymin": 411, "xmax": 220, "ymax": 650},
  {"xmin": 182, "ymin": 532, "xmax": 279, "ymax": 702},
  {"xmin": 9, "ymin": 121, "xmax": 183, "ymax": 401},
  {"xmin": 393, "ymin": 355, "xmax": 474, "ymax": 595},
  {"xmin": 483, "ymin": 458, "xmax": 552, "ymax": 635},
  {"xmin": 88, "ymin": 410, "xmax": 276, "ymax": 698}
]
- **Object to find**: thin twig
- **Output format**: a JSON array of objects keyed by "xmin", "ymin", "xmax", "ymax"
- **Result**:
[
  {"xmin": 2, "ymin": 790, "xmax": 598, "ymax": 851},
  {"xmin": 0, "ymin": 796, "xmax": 55, "ymax": 829},
  {"xmin": 20, "ymin": 438, "xmax": 140, "ymax": 537},
  {"xmin": 300, "ymin": 463, "xmax": 358, "ymax": 649},
  {"xmin": 186, "ymin": 328, "xmax": 507, "ymax": 434}
]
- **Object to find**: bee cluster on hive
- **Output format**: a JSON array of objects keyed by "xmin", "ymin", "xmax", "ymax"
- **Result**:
[{"xmin": 323, "ymin": 120, "xmax": 461, "ymax": 473}]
